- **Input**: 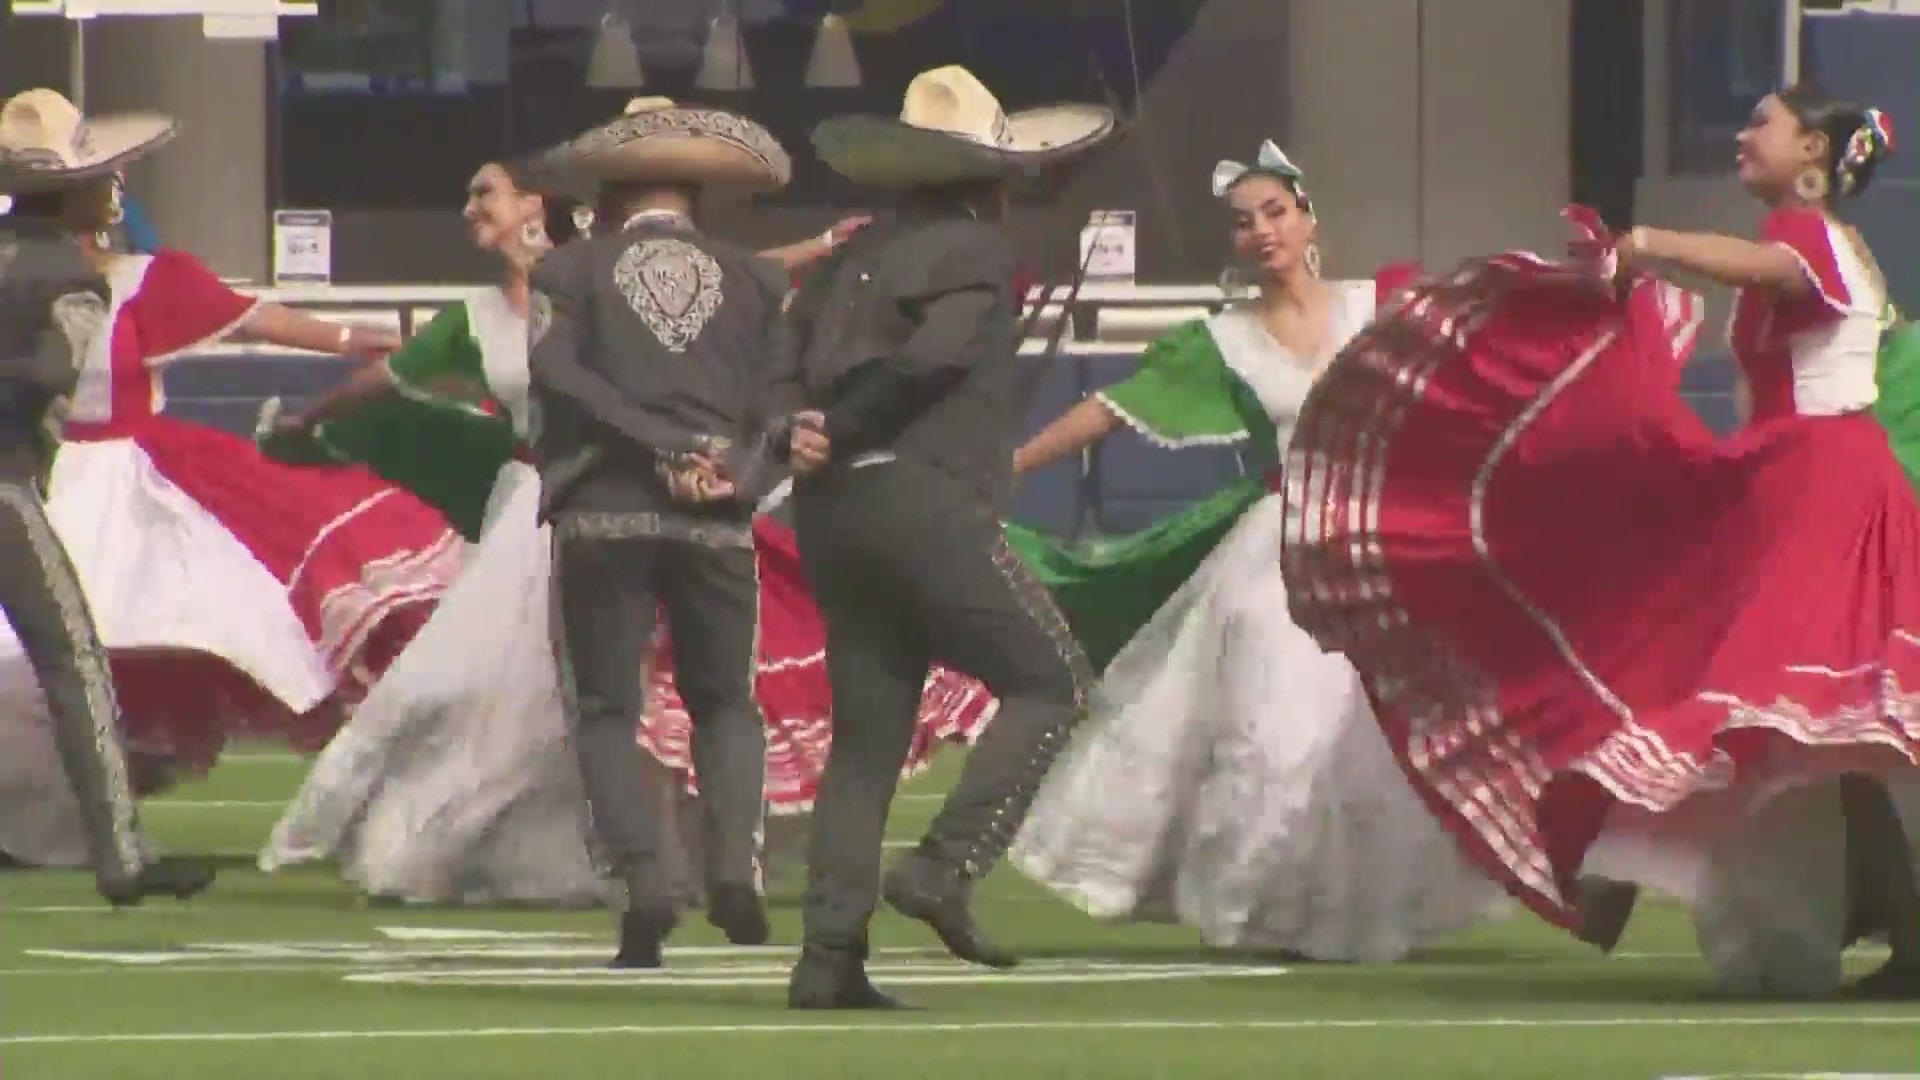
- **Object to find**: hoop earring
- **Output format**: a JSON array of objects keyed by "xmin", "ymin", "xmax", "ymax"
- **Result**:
[
  {"xmin": 1794, "ymin": 167, "xmax": 1829, "ymax": 204},
  {"xmin": 1305, "ymin": 243, "xmax": 1323, "ymax": 279},
  {"xmin": 520, "ymin": 218, "xmax": 551, "ymax": 252}
]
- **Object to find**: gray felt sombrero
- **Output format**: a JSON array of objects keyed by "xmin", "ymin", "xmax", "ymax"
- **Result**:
[
  {"xmin": 545, "ymin": 97, "xmax": 791, "ymax": 198},
  {"xmin": 812, "ymin": 66, "xmax": 1115, "ymax": 187},
  {"xmin": 0, "ymin": 89, "xmax": 177, "ymax": 195}
]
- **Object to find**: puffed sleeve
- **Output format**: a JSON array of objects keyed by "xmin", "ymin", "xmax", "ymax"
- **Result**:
[
  {"xmin": 1375, "ymin": 262, "xmax": 1422, "ymax": 305},
  {"xmin": 386, "ymin": 302, "xmax": 487, "ymax": 400},
  {"xmin": 124, "ymin": 248, "xmax": 259, "ymax": 362},
  {"xmin": 1760, "ymin": 207, "xmax": 1851, "ymax": 333},
  {"xmin": 1094, "ymin": 319, "xmax": 1248, "ymax": 447}
]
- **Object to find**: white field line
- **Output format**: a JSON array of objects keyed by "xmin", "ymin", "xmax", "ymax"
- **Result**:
[
  {"xmin": 0, "ymin": 948, "xmax": 1886, "ymax": 973},
  {"xmin": 145, "ymin": 800, "xmax": 284, "ymax": 809},
  {"xmin": 7, "ymin": 1014, "xmax": 1920, "ymax": 1047}
]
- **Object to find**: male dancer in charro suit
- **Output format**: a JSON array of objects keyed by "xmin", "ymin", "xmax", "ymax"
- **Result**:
[
  {"xmin": 778, "ymin": 66, "xmax": 1117, "ymax": 1009},
  {"xmin": 0, "ymin": 113, "xmax": 213, "ymax": 904},
  {"xmin": 526, "ymin": 98, "xmax": 798, "ymax": 968}
]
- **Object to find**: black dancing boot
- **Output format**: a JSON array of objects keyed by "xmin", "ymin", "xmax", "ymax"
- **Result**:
[
  {"xmin": 706, "ymin": 882, "xmax": 770, "ymax": 946},
  {"xmin": 100, "ymin": 856, "xmax": 217, "ymax": 908},
  {"xmin": 1572, "ymin": 877, "xmax": 1639, "ymax": 953},
  {"xmin": 787, "ymin": 943, "xmax": 906, "ymax": 1010},
  {"xmin": 1847, "ymin": 954, "xmax": 1920, "ymax": 1000},
  {"xmin": 882, "ymin": 850, "xmax": 1017, "ymax": 970},
  {"xmin": 609, "ymin": 906, "xmax": 678, "ymax": 969}
]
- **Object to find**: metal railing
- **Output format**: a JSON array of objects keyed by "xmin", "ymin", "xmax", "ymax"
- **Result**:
[{"xmin": 216, "ymin": 281, "xmax": 1251, "ymax": 357}]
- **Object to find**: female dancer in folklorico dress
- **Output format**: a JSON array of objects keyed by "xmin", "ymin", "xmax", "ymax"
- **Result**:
[
  {"xmin": 0, "ymin": 90, "xmax": 459, "ymax": 870},
  {"xmin": 255, "ymin": 149, "xmax": 992, "ymax": 905},
  {"xmin": 1282, "ymin": 85, "xmax": 1919, "ymax": 997},
  {"xmin": 1004, "ymin": 143, "xmax": 1506, "ymax": 961}
]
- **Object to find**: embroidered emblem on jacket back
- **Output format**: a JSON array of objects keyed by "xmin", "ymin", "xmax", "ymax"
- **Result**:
[{"xmin": 613, "ymin": 238, "xmax": 723, "ymax": 352}]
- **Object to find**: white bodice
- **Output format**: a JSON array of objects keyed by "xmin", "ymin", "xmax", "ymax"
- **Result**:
[
  {"xmin": 466, "ymin": 288, "xmax": 531, "ymax": 439},
  {"xmin": 1203, "ymin": 281, "xmax": 1377, "ymax": 445}
]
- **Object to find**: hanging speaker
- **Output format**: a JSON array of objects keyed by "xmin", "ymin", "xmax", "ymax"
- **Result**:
[
  {"xmin": 694, "ymin": 12, "xmax": 753, "ymax": 91},
  {"xmin": 804, "ymin": 13, "xmax": 861, "ymax": 88},
  {"xmin": 586, "ymin": 11, "xmax": 645, "ymax": 89}
]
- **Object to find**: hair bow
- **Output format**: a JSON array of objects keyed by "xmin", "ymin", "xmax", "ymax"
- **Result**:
[
  {"xmin": 1864, "ymin": 107, "xmax": 1894, "ymax": 152},
  {"xmin": 1211, "ymin": 140, "xmax": 1304, "ymax": 198}
]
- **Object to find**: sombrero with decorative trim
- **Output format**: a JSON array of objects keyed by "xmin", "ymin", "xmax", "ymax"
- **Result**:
[
  {"xmin": 812, "ymin": 65, "xmax": 1115, "ymax": 187},
  {"xmin": 544, "ymin": 97, "xmax": 790, "ymax": 197},
  {"xmin": 0, "ymin": 89, "xmax": 176, "ymax": 194}
]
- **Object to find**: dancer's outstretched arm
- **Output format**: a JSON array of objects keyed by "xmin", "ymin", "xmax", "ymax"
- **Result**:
[
  {"xmin": 238, "ymin": 302, "xmax": 401, "ymax": 360},
  {"xmin": 758, "ymin": 216, "xmax": 870, "ymax": 274},
  {"xmin": 1014, "ymin": 399, "xmax": 1117, "ymax": 475},
  {"xmin": 273, "ymin": 305, "xmax": 481, "ymax": 433},
  {"xmin": 1619, "ymin": 224, "xmax": 1814, "ymax": 295}
]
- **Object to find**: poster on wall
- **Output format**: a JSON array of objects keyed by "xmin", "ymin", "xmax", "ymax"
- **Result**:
[
  {"xmin": 272, "ymin": 209, "xmax": 332, "ymax": 285},
  {"xmin": 1080, "ymin": 211, "xmax": 1138, "ymax": 285}
]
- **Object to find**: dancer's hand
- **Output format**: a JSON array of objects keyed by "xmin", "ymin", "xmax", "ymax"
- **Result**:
[
  {"xmin": 659, "ymin": 452, "xmax": 736, "ymax": 502},
  {"xmin": 827, "ymin": 215, "xmax": 871, "ymax": 247},
  {"xmin": 789, "ymin": 411, "xmax": 830, "ymax": 474},
  {"xmin": 258, "ymin": 396, "xmax": 313, "ymax": 438},
  {"xmin": 340, "ymin": 325, "xmax": 402, "ymax": 360}
]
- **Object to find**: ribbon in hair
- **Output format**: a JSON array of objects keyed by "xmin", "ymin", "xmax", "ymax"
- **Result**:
[
  {"xmin": 1211, "ymin": 140, "xmax": 1304, "ymax": 198},
  {"xmin": 1863, "ymin": 107, "xmax": 1894, "ymax": 152},
  {"xmin": 1842, "ymin": 107, "xmax": 1894, "ymax": 190}
]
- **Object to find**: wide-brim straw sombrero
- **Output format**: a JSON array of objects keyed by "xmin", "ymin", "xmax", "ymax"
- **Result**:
[
  {"xmin": 543, "ymin": 97, "xmax": 791, "ymax": 200},
  {"xmin": 812, "ymin": 65, "xmax": 1115, "ymax": 187},
  {"xmin": 0, "ymin": 89, "xmax": 176, "ymax": 194}
]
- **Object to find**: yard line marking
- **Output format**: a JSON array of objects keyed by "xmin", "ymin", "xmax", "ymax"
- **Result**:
[
  {"xmin": 3, "ymin": 963, "xmax": 357, "ymax": 977},
  {"xmin": 346, "ymin": 962, "xmax": 1288, "ymax": 988},
  {"xmin": 374, "ymin": 927, "xmax": 598, "ymax": 941},
  {"xmin": 146, "ymin": 800, "xmax": 283, "ymax": 809},
  {"xmin": 17, "ymin": 943, "xmax": 951, "ymax": 966},
  {"xmin": 215, "ymin": 753, "xmax": 302, "ymax": 764},
  {"xmin": 7, "ymin": 1015, "xmax": 1919, "ymax": 1047}
]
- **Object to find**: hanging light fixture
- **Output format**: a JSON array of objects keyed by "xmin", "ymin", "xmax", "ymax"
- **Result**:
[
  {"xmin": 804, "ymin": 8, "xmax": 861, "ymax": 89},
  {"xmin": 694, "ymin": 0, "xmax": 753, "ymax": 91},
  {"xmin": 587, "ymin": 9, "xmax": 646, "ymax": 89}
]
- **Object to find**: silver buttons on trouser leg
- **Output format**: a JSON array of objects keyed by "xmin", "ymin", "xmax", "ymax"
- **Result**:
[{"xmin": 953, "ymin": 537, "xmax": 1094, "ymax": 879}]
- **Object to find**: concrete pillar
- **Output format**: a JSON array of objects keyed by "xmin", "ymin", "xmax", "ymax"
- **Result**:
[
  {"xmin": 1416, "ymin": 0, "xmax": 1572, "ymax": 266},
  {"xmin": 1287, "ymin": 0, "xmax": 1570, "ymax": 274},
  {"xmin": 83, "ymin": 17, "xmax": 272, "ymax": 282},
  {"xmin": 1284, "ymin": 0, "xmax": 1422, "ymax": 278}
]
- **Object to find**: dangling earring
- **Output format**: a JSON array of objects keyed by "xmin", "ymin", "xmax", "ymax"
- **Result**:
[
  {"xmin": 105, "ymin": 176, "xmax": 126, "ymax": 227},
  {"xmin": 1794, "ymin": 167, "xmax": 1829, "ymax": 204},
  {"xmin": 571, "ymin": 205, "xmax": 596, "ymax": 239},
  {"xmin": 1305, "ymin": 242, "xmax": 1323, "ymax": 279},
  {"xmin": 519, "ymin": 217, "xmax": 551, "ymax": 253}
]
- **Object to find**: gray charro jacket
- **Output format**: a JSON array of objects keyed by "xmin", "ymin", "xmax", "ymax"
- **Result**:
[
  {"xmin": 526, "ymin": 213, "xmax": 797, "ymax": 544},
  {"xmin": 786, "ymin": 207, "xmax": 1024, "ymax": 513},
  {"xmin": 0, "ymin": 219, "xmax": 109, "ymax": 474}
]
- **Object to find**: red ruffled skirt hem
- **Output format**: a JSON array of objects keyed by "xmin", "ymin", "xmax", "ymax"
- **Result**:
[
  {"xmin": 639, "ymin": 517, "xmax": 996, "ymax": 812},
  {"xmin": 1281, "ymin": 230, "xmax": 1920, "ymax": 927},
  {"xmin": 60, "ymin": 417, "xmax": 457, "ymax": 774}
]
